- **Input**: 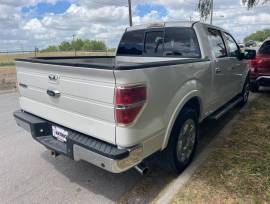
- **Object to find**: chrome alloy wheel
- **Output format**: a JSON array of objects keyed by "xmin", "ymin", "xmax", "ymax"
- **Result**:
[{"xmin": 176, "ymin": 119, "xmax": 196, "ymax": 163}]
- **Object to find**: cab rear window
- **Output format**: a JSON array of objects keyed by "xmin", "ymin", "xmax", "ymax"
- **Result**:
[
  {"xmin": 117, "ymin": 27, "xmax": 201, "ymax": 58},
  {"xmin": 117, "ymin": 30, "xmax": 144, "ymax": 56}
]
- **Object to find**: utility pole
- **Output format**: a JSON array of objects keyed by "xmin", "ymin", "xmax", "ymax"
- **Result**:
[
  {"xmin": 72, "ymin": 34, "xmax": 76, "ymax": 56},
  {"xmin": 210, "ymin": 0, "xmax": 214, "ymax": 24},
  {"xmin": 128, "ymin": 0, "xmax": 133, "ymax": 26}
]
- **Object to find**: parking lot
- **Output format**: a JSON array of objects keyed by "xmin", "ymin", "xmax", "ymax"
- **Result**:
[{"xmin": 0, "ymin": 91, "xmax": 260, "ymax": 204}]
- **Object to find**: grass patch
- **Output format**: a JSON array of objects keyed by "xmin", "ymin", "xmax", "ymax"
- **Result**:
[
  {"xmin": 172, "ymin": 94, "xmax": 270, "ymax": 204},
  {"xmin": 0, "ymin": 51, "xmax": 113, "ymax": 64},
  {"xmin": 0, "ymin": 62, "xmax": 15, "ymax": 67}
]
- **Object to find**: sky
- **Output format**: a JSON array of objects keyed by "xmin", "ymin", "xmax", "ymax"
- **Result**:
[{"xmin": 0, "ymin": 0, "xmax": 270, "ymax": 51}]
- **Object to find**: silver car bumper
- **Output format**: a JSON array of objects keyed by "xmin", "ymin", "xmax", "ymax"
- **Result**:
[{"xmin": 73, "ymin": 145, "xmax": 144, "ymax": 173}]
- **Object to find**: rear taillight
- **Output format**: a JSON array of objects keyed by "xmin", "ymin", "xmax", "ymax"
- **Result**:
[
  {"xmin": 250, "ymin": 56, "xmax": 263, "ymax": 71},
  {"xmin": 250, "ymin": 56, "xmax": 262, "ymax": 77},
  {"xmin": 115, "ymin": 84, "xmax": 146, "ymax": 125}
]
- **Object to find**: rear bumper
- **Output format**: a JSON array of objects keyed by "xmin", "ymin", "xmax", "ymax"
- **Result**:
[
  {"xmin": 13, "ymin": 110, "xmax": 143, "ymax": 173},
  {"xmin": 251, "ymin": 76, "xmax": 270, "ymax": 86}
]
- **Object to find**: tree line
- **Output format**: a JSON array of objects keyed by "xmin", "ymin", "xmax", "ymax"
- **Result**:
[
  {"xmin": 244, "ymin": 29, "xmax": 270, "ymax": 43},
  {"xmin": 42, "ymin": 39, "xmax": 107, "ymax": 52}
]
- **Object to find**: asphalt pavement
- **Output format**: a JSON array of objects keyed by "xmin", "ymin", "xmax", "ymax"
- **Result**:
[
  {"xmin": 0, "ymin": 92, "xmax": 143, "ymax": 204},
  {"xmin": 0, "ymin": 91, "xmax": 260, "ymax": 204}
]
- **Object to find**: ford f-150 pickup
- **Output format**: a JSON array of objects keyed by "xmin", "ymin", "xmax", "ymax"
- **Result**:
[{"xmin": 14, "ymin": 21, "xmax": 250, "ymax": 174}]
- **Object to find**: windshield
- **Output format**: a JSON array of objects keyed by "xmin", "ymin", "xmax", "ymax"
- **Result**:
[{"xmin": 259, "ymin": 40, "xmax": 270, "ymax": 55}]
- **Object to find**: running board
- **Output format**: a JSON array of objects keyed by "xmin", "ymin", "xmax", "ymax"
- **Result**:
[{"xmin": 210, "ymin": 97, "xmax": 242, "ymax": 120}]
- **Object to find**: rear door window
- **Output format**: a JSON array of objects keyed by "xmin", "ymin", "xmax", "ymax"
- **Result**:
[
  {"xmin": 163, "ymin": 27, "xmax": 201, "ymax": 58},
  {"xmin": 224, "ymin": 32, "xmax": 239, "ymax": 58},
  {"xmin": 117, "ymin": 30, "xmax": 144, "ymax": 56},
  {"xmin": 259, "ymin": 40, "xmax": 270, "ymax": 55},
  {"xmin": 144, "ymin": 31, "xmax": 164, "ymax": 56},
  {"xmin": 208, "ymin": 28, "xmax": 227, "ymax": 58}
]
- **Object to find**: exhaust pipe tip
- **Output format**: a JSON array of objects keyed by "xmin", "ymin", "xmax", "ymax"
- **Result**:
[
  {"xmin": 50, "ymin": 150, "xmax": 59, "ymax": 158},
  {"xmin": 134, "ymin": 163, "xmax": 150, "ymax": 176}
]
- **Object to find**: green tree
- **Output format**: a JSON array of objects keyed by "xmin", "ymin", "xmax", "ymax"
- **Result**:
[
  {"xmin": 82, "ymin": 40, "xmax": 107, "ymax": 51},
  {"xmin": 42, "ymin": 45, "xmax": 58, "ymax": 52},
  {"xmin": 72, "ymin": 38, "xmax": 84, "ymax": 51},
  {"xmin": 198, "ymin": 0, "xmax": 270, "ymax": 20},
  {"xmin": 45, "ymin": 39, "xmax": 107, "ymax": 52},
  {"xmin": 59, "ymin": 41, "xmax": 72, "ymax": 51},
  {"xmin": 82, "ymin": 40, "xmax": 92, "ymax": 51},
  {"xmin": 91, "ymin": 40, "xmax": 107, "ymax": 51},
  {"xmin": 244, "ymin": 29, "xmax": 270, "ymax": 42}
]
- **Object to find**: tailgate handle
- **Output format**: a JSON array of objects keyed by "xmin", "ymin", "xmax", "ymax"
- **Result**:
[{"xmin": 47, "ymin": 89, "xmax": 61, "ymax": 98}]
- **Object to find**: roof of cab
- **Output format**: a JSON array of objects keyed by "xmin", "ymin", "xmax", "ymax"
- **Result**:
[
  {"xmin": 126, "ymin": 21, "xmax": 228, "ymax": 33},
  {"xmin": 126, "ymin": 21, "xmax": 197, "ymax": 32}
]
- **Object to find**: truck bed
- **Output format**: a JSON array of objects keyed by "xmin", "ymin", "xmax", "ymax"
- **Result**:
[
  {"xmin": 16, "ymin": 56, "xmax": 209, "ymax": 70},
  {"xmin": 16, "ymin": 56, "xmax": 117, "ymax": 69}
]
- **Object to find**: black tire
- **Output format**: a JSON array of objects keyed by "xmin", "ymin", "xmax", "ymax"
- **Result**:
[
  {"xmin": 250, "ymin": 82, "xmax": 259, "ymax": 92},
  {"xmin": 239, "ymin": 78, "xmax": 250, "ymax": 107},
  {"xmin": 162, "ymin": 108, "xmax": 198, "ymax": 174}
]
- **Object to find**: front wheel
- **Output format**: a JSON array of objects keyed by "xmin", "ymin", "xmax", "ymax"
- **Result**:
[{"xmin": 162, "ymin": 108, "xmax": 198, "ymax": 174}]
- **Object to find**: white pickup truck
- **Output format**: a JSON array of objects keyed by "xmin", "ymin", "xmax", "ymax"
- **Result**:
[{"xmin": 14, "ymin": 21, "xmax": 250, "ymax": 175}]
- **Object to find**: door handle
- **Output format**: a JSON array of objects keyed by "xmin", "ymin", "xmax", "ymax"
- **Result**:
[
  {"xmin": 47, "ymin": 89, "xmax": 61, "ymax": 98},
  {"xmin": 215, "ymin": 67, "xmax": 222, "ymax": 73}
]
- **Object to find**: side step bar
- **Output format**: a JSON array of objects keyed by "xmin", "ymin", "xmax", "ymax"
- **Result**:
[{"xmin": 210, "ymin": 97, "xmax": 242, "ymax": 120}]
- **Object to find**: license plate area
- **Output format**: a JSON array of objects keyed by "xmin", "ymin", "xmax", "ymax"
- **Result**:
[{"xmin": 52, "ymin": 126, "xmax": 68, "ymax": 143}]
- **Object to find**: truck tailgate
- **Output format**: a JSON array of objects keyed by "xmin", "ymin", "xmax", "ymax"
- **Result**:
[{"xmin": 16, "ymin": 61, "xmax": 116, "ymax": 144}]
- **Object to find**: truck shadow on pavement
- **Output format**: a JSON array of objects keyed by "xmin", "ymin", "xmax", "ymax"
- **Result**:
[{"xmin": 40, "ymin": 91, "xmax": 268, "ymax": 204}]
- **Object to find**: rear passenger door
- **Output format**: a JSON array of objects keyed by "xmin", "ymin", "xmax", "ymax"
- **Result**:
[
  {"xmin": 223, "ymin": 32, "xmax": 244, "ymax": 94},
  {"xmin": 207, "ymin": 28, "xmax": 233, "ymax": 107}
]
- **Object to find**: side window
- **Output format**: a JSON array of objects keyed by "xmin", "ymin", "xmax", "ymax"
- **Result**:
[
  {"xmin": 144, "ymin": 31, "xmax": 164, "ymax": 55},
  {"xmin": 163, "ymin": 27, "xmax": 201, "ymax": 58},
  {"xmin": 224, "ymin": 33, "xmax": 239, "ymax": 57},
  {"xmin": 117, "ymin": 30, "xmax": 144, "ymax": 56},
  {"xmin": 208, "ymin": 28, "xmax": 227, "ymax": 58}
]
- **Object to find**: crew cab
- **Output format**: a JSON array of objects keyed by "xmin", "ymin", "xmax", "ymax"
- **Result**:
[
  {"xmin": 14, "ymin": 22, "xmax": 250, "ymax": 174},
  {"xmin": 247, "ymin": 39, "xmax": 270, "ymax": 91}
]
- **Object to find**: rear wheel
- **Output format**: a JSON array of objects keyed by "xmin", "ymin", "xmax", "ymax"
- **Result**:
[
  {"xmin": 162, "ymin": 108, "xmax": 198, "ymax": 174},
  {"xmin": 239, "ymin": 79, "xmax": 250, "ymax": 106},
  {"xmin": 250, "ymin": 82, "xmax": 259, "ymax": 92}
]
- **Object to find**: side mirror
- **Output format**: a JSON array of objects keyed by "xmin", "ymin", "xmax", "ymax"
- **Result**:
[
  {"xmin": 237, "ymin": 52, "xmax": 245, "ymax": 61},
  {"xmin": 244, "ymin": 50, "xmax": 256, "ymax": 60}
]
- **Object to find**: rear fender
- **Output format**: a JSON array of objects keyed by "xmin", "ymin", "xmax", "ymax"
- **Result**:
[{"xmin": 161, "ymin": 90, "xmax": 203, "ymax": 150}]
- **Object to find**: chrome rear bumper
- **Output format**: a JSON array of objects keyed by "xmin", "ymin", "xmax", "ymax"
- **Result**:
[{"xmin": 14, "ymin": 110, "xmax": 144, "ymax": 173}]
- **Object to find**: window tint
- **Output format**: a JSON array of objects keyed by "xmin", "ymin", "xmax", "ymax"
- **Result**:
[
  {"xmin": 224, "ymin": 33, "xmax": 239, "ymax": 57},
  {"xmin": 259, "ymin": 40, "xmax": 270, "ymax": 55},
  {"xmin": 164, "ymin": 27, "xmax": 201, "ymax": 58},
  {"xmin": 208, "ymin": 29, "xmax": 227, "ymax": 58},
  {"xmin": 144, "ymin": 31, "xmax": 164, "ymax": 55},
  {"xmin": 117, "ymin": 30, "xmax": 144, "ymax": 56}
]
